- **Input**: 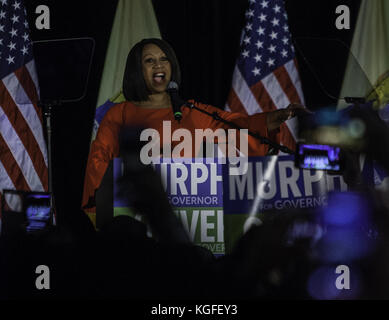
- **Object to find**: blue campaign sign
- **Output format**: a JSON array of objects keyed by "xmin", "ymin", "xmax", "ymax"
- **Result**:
[
  {"xmin": 113, "ymin": 155, "xmax": 353, "ymax": 218},
  {"xmin": 113, "ymin": 158, "xmax": 224, "ymax": 208},
  {"xmin": 112, "ymin": 158, "xmax": 226, "ymax": 255},
  {"xmin": 222, "ymin": 155, "xmax": 348, "ymax": 215}
]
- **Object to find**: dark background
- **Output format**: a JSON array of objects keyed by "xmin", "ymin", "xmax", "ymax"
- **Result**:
[{"xmin": 23, "ymin": 0, "xmax": 361, "ymax": 226}]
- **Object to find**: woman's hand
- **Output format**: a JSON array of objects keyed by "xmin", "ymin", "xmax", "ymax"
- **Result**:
[{"xmin": 266, "ymin": 103, "xmax": 312, "ymax": 131}]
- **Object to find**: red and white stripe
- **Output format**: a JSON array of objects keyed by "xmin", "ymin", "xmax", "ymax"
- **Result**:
[
  {"xmin": 0, "ymin": 61, "xmax": 48, "ymax": 212},
  {"xmin": 226, "ymin": 59, "xmax": 305, "ymax": 151}
]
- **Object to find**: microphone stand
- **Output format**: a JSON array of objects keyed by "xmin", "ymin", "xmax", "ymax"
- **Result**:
[
  {"xmin": 40, "ymin": 100, "xmax": 62, "ymax": 225},
  {"xmin": 182, "ymin": 102, "xmax": 295, "ymax": 155}
]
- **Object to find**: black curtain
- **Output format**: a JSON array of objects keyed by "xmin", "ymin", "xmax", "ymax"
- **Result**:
[{"xmin": 152, "ymin": 0, "xmax": 248, "ymax": 108}]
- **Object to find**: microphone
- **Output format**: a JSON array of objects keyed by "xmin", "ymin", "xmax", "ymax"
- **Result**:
[{"xmin": 167, "ymin": 81, "xmax": 186, "ymax": 121}]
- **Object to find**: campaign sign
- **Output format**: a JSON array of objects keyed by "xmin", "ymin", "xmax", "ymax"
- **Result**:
[
  {"xmin": 222, "ymin": 155, "xmax": 348, "ymax": 253},
  {"xmin": 113, "ymin": 155, "xmax": 376, "ymax": 256},
  {"xmin": 113, "ymin": 158, "xmax": 225, "ymax": 255}
]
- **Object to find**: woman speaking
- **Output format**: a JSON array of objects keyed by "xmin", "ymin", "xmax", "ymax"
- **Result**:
[{"xmin": 82, "ymin": 38, "xmax": 306, "ymax": 220}]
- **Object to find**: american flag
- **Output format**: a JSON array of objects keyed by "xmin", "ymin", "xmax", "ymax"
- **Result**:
[
  {"xmin": 0, "ymin": 0, "xmax": 48, "ymax": 213},
  {"xmin": 226, "ymin": 0, "xmax": 305, "ymax": 151}
]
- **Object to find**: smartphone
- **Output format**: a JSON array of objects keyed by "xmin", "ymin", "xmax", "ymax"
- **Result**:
[
  {"xmin": 24, "ymin": 193, "xmax": 52, "ymax": 233},
  {"xmin": 1, "ymin": 190, "xmax": 52, "ymax": 235},
  {"xmin": 295, "ymin": 143, "xmax": 342, "ymax": 172}
]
